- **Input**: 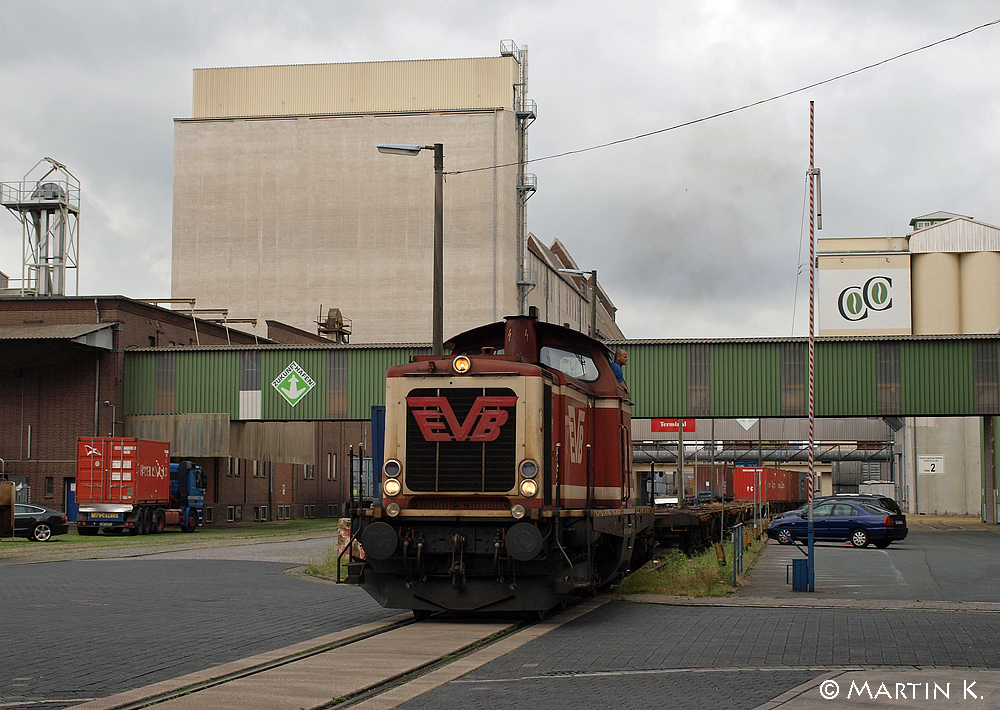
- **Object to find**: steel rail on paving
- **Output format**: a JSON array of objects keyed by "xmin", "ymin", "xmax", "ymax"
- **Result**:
[
  {"xmin": 109, "ymin": 615, "xmax": 531, "ymax": 710},
  {"xmin": 108, "ymin": 617, "xmax": 419, "ymax": 710}
]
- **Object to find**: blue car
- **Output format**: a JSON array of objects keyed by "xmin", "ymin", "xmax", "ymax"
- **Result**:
[{"xmin": 766, "ymin": 500, "xmax": 907, "ymax": 548}]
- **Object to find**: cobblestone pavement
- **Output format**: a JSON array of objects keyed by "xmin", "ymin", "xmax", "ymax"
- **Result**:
[
  {"xmin": 395, "ymin": 600, "xmax": 1000, "ymax": 710},
  {"xmin": 0, "ymin": 557, "xmax": 396, "ymax": 709},
  {"xmin": 8, "ymin": 525, "xmax": 1000, "ymax": 710}
]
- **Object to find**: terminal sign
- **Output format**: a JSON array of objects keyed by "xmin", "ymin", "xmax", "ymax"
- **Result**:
[{"xmin": 652, "ymin": 418, "xmax": 695, "ymax": 433}]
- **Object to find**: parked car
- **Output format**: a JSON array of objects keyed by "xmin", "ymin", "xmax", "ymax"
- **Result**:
[
  {"xmin": 771, "ymin": 494, "xmax": 901, "ymax": 521},
  {"xmin": 766, "ymin": 500, "xmax": 907, "ymax": 548},
  {"xmin": 13, "ymin": 504, "xmax": 70, "ymax": 541}
]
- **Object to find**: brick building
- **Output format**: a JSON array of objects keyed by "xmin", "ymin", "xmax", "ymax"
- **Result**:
[{"xmin": 0, "ymin": 296, "xmax": 260, "ymax": 516}]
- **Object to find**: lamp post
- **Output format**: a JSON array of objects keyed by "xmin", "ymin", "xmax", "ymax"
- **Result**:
[
  {"xmin": 557, "ymin": 268, "xmax": 598, "ymax": 338},
  {"xmin": 377, "ymin": 143, "xmax": 444, "ymax": 355},
  {"xmin": 104, "ymin": 400, "xmax": 116, "ymax": 437}
]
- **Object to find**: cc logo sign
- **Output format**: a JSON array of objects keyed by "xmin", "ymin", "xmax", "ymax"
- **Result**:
[{"xmin": 838, "ymin": 276, "xmax": 892, "ymax": 321}]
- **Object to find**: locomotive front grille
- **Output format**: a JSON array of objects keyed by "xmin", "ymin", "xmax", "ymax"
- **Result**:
[{"xmin": 405, "ymin": 387, "xmax": 517, "ymax": 493}]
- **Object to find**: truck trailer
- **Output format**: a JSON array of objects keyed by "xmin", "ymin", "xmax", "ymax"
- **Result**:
[{"xmin": 75, "ymin": 437, "xmax": 205, "ymax": 536}]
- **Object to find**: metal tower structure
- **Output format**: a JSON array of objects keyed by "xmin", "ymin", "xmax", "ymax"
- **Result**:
[
  {"xmin": 0, "ymin": 158, "xmax": 80, "ymax": 296},
  {"xmin": 501, "ymin": 40, "xmax": 538, "ymax": 315}
]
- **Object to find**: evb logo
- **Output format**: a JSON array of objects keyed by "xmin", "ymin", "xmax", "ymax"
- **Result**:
[
  {"xmin": 408, "ymin": 395, "xmax": 517, "ymax": 442},
  {"xmin": 838, "ymin": 275, "xmax": 892, "ymax": 322}
]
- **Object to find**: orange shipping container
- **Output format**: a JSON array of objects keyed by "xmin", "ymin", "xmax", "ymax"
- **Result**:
[{"xmin": 77, "ymin": 438, "xmax": 172, "ymax": 507}]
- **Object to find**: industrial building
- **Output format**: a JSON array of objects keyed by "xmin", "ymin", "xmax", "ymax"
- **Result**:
[
  {"xmin": 818, "ymin": 211, "xmax": 1000, "ymax": 518},
  {"xmin": 171, "ymin": 45, "xmax": 623, "ymax": 344}
]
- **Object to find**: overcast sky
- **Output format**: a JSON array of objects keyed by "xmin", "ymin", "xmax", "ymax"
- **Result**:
[{"xmin": 1, "ymin": 1, "xmax": 998, "ymax": 339}]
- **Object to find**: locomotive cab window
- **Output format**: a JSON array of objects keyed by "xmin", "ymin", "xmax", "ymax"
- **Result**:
[{"xmin": 540, "ymin": 345, "xmax": 600, "ymax": 382}]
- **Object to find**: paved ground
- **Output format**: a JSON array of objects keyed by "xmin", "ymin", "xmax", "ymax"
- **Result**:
[
  {"xmin": 2, "ymin": 556, "xmax": 397, "ymax": 708},
  {"xmin": 5, "ymin": 519, "xmax": 1000, "ymax": 710},
  {"xmin": 391, "ymin": 600, "xmax": 1000, "ymax": 710}
]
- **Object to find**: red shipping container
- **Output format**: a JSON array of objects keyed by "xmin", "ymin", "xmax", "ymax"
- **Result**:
[
  {"xmin": 733, "ymin": 467, "xmax": 761, "ymax": 500},
  {"xmin": 77, "ymin": 438, "xmax": 172, "ymax": 506}
]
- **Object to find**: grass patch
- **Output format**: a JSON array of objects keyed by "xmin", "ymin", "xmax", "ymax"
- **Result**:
[
  {"xmin": 0, "ymin": 517, "xmax": 343, "ymax": 562},
  {"xmin": 302, "ymin": 544, "xmax": 350, "ymax": 581},
  {"xmin": 620, "ymin": 527, "xmax": 769, "ymax": 597}
]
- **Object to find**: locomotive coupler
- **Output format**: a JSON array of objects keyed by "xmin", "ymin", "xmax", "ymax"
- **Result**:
[{"xmin": 450, "ymin": 534, "xmax": 467, "ymax": 589}]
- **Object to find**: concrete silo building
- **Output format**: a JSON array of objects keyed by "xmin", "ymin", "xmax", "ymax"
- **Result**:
[
  {"xmin": 171, "ymin": 45, "xmax": 623, "ymax": 344},
  {"xmin": 818, "ymin": 212, "xmax": 1000, "ymax": 519}
]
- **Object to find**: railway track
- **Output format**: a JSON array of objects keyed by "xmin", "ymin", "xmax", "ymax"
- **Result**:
[{"xmin": 69, "ymin": 601, "xmax": 604, "ymax": 710}]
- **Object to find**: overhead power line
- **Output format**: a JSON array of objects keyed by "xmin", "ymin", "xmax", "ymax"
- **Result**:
[{"xmin": 447, "ymin": 17, "xmax": 1000, "ymax": 176}]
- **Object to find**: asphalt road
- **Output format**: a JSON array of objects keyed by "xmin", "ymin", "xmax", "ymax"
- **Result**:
[
  {"xmin": 746, "ymin": 523, "xmax": 1000, "ymax": 601},
  {"xmin": 4, "ymin": 525, "xmax": 1000, "ymax": 710}
]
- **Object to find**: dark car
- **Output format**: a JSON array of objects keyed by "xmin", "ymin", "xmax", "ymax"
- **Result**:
[
  {"xmin": 13, "ymin": 504, "xmax": 70, "ymax": 541},
  {"xmin": 766, "ymin": 500, "xmax": 907, "ymax": 548},
  {"xmin": 824, "ymin": 493, "xmax": 902, "ymax": 515},
  {"xmin": 772, "ymin": 493, "xmax": 901, "ymax": 521}
]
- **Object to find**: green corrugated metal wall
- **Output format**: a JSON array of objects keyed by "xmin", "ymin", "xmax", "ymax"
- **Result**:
[
  {"xmin": 815, "ymin": 342, "xmax": 877, "ymax": 416},
  {"xmin": 124, "ymin": 354, "xmax": 156, "ymax": 414},
  {"xmin": 177, "ymin": 350, "xmax": 240, "ymax": 416},
  {"xmin": 627, "ymin": 343, "xmax": 686, "ymax": 417},
  {"xmin": 124, "ymin": 346, "xmax": 426, "ymax": 420},
  {"xmin": 710, "ymin": 343, "xmax": 782, "ymax": 417},
  {"xmin": 900, "ymin": 340, "xmax": 974, "ymax": 415},
  {"xmin": 124, "ymin": 338, "xmax": 1000, "ymax": 420}
]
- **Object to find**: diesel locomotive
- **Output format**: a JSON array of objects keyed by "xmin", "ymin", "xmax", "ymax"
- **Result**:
[{"xmin": 349, "ymin": 313, "xmax": 654, "ymax": 613}]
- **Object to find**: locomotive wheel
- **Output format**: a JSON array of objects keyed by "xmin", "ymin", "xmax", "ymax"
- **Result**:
[{"xmin": 592, "ymin": 533, "xmax": 625, "ymax": 583}]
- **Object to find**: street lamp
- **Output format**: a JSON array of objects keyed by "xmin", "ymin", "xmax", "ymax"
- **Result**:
[
  {"xmin": 377, "ymin": 143, "xmax": 444, "ymax": 355},
  {"xmin": 558, "ymin": 268, "xmax": 598, "ymax": 338}
]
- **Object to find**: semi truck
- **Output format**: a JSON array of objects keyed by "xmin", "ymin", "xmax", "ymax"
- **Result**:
[{"xmin": 75, "ymin": 437, "xmax": 205, "ymax": 536}]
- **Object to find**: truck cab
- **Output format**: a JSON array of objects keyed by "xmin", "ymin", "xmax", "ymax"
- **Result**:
[{"xmin": 170, "ymin": 461, "xmax": 206, "ymax": 529}]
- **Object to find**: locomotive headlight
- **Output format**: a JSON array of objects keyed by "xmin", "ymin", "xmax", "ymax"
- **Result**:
[
  {"xmin": 510, "ymin": 503, "xmax": 526, "ymax": 519},
  {"xmin": 383, "ymin": 459, "xmax": 401, "ymax": 478},
  {"xmin": 519, "ymin": 479, "xmax": 538, "ymax": 498},
  {"xmin": 452, "ymin": 355, "xmax": 472, "ymax": 374},
  {"xmin": 384, "ymin": 478, "xmax": 401, "ymax": 497},
  {"xmin": 386, "ymin": 502, "xmax": 400, "ymax": 517},
  {"xmin": 519, "ymin": 459, "xmax": 538, "ymax": 479}
]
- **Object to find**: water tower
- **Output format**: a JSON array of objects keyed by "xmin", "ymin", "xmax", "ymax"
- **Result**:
[{"xmin": 0, "ymin": 158, "xmax": 80, "ymax": 296}]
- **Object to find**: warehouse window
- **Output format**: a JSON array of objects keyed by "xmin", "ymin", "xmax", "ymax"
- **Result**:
[
  {"xmin": 235, "ymin": 505, "xmax": 242, "ymax": 520},
  {"xmin": 781, "ymin": 342, "xmax": 807, "ymax": 416},
  {"xmin": 240, "ymin": 351, "xmax": 262, "ymax": 390},
  {"xmin": 327, "ymin": 453, "xmax": 336, "ymax": 481},
  {"xmin": 45, "ymin": 477, "xmax": 54, "ymax": 496},
  {"xmin": 974, "ymin": 340, "xmax": 999, "ymax": 415},
  {"xmin": 205, "ymin": 507, "xmax": 213, "ymax": 524},
  {"xmin": 227, "ymin": 506, "xmax": 235, "ymax": 522},
  {"xmin": 687, "ymin": 344, "xmax": 711, "ymax": 416},
  {"xmin": 876, "ymin": 342, "xmax": 902, "ymax": 415}
]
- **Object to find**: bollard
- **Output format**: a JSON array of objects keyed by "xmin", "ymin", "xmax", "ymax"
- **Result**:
[{"xmin": 792, "ymin": 557, "xmax": 809, "ymax": 591}]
